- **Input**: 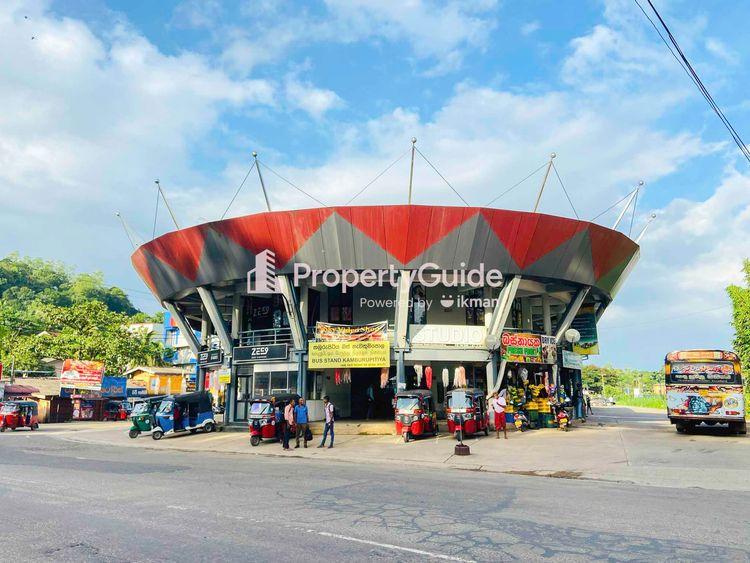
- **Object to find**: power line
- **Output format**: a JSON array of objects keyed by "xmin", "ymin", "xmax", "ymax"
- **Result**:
[
  {"xmin": 485, "ymin": 161, "xmax": 548, "ymax": 207},
  {"xmin": 551, "ymin": 161, "xmax": 580, "ymax": 219},
  {"xmin": 635, "ymin": 0, "xmax": 750, "ymax": 164},
  {"xmin": 346, "ymin": 147, "xmax": 412, "ymax": 205},
  {"xmin": 221, "ymin": 160, "xmax": 256, "ymax": 219},
  {"xmin": 414, "ymin": 146, "xmax": 470, "ymax": 206},
  {"xmin": 257, "ymin": 160, "xmax": 329, "ymax": 208}
]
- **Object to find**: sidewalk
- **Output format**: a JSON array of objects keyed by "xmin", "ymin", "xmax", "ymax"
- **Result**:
[{"xmin": 44, "ymin": 406, "xmax": 750, "ymax": 492}]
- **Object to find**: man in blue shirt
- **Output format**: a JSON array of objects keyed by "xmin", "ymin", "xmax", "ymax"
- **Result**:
[{"xmin": 294, "ymin": 397, "xmax": 309, "ymax": 448}]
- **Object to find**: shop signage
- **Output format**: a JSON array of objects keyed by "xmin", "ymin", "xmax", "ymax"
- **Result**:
[
  {"xmin": 101, "ymin": 376, "xmax": 127, "ymax": 398},
  {"xmin": 308, "ymin": 341, "xmax": 390, "ymax": 369},
  {"xmin": 409, "ymin": 324, "xmax": 487, "ymax": 349},
  {"xmin": 233, "ymin": 344, "xmax": 288, "ymax": 363},
  {"xmin": 570, "ymin": 308, "xmax": 599, "ymax": 355},
  {"xmin": 60, "ymin": 359, "xmax": 105, "ymax": 391},
  {"xmin": 315, "ymin": 321, "xmax": 388, "ymax": 341},
  {"xmin": 541, "ymin": 335, "xmax": 557, "ymax": 364},
  {"xmin": 562, "ymin": 350, "xmax": 583, "ymax": 370},
  {"xmin": 198, "ymin": 349, "xmax": 224, "ymax": 367},
  {"xmin": 501, "ymin": 332, "xmax": 542, "ymax": 363},
  {"xmin": 217, "ymin": 368, "xmax": 232, "ymax": 385},
  {"xmin": 127, "ymin": 386, "xmax": 148, "ymax": 398}
]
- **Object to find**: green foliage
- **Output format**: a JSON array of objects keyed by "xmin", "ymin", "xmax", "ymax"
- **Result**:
[
  {"xmin": 727, "ymin": 259, "xmax": 750, "ymax": 400},
  {"xmin": 582, "ymin": 364, "xmax": 662, "ymax": 396},
  {"xmin": 611, "ymin": 394, "xmax": 667, "ymax": 409},
  {"xmin": 0, "ymin": 254, "xmax": 162, "ymax": 374}
]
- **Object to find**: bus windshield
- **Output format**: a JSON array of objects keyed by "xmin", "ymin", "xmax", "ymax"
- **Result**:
[{"xmin": 666, "ymin": 361, "xmax": 742, "ymax": 385}]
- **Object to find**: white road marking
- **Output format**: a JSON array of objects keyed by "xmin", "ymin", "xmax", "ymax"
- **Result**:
[{"xmin": 312, "ymin": 530, "xmax": 475, "ymax": 562}]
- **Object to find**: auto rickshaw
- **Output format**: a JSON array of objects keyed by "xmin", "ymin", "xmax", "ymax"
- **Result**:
[
  {"xmin": 0, "ymin": 401, "xmax": 39, "ymax": 432},
  {"xmin": 151, "ymin": 391, "xmax": 216, "ymax": 440},
  {"xmin": 394, "ymin": 390, "xmax": 438, "ymax": 442},
  {"xmin": 102, "ymin": 400, "xmax": 127, "ymax": 421},
  {"xmin": 128, "ymin": 395, "xmax": 166, "ymax": 438},
  {"xmin": 248, "ymin": 393, "xmax": 300, "ymax": 446},
  {"xmin": 445, "ymin": 388, "xmax": 489, "ymax": 440}
]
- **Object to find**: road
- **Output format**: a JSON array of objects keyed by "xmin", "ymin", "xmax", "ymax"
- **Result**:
[{"xmin": 1, "ymin": 410, "xmax": 749, "ymax": 562}]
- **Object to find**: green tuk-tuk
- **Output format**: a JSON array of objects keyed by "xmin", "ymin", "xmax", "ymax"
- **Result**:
[{"xmin": 128, "ymin": 395, "xmax": 166, "ymax": 439}]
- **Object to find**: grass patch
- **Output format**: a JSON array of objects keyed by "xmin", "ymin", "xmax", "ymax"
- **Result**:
[{"xmin": 612, "ymin": 394, "xmax": 666, "ymax": 409}]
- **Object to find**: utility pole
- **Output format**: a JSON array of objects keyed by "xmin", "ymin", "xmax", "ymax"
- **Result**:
[
  {"xmin": 532, "ymin": 152, "xmax": 556, "ymax": 213},
  {"xmin": 407, "ymin": 137, "xmax": 416, "ymax": 204},
  {"xmin": 253, "ymin": 152, "xmax": 272, "ymax": 212}
]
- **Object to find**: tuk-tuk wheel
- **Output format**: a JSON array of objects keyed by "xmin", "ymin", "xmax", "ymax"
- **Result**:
[
  {"xmin": 128, "ymin": 429, "xmax": 140, "ymax": 439},
  {"xmin": 250, "ymin": 435, "xmax": 261, "ymax": 447},
  {"xmin": 205, "ymin": 422, "xmax": 216, "ymax": 433},
  {"xmin": 484, "ymin": 426, "xmax": 489, "ymax": 436},
  {"xmin": 403, "ymin": 432, "xmax": 410, "ymax": 443},
  {"xmin": 0, "ymin": 427, "xmax": 5, "ymax": 432},
  {"xmin": 152, "ymin": 430, "xmax": 163, "ymax": 440},
  {"xmin": 433, "ymin": 426, "xmax": 439, "ymax": 436},
  {"xmin": 30, "ymin": 424, "xmax": 36, "ymax": 431}
]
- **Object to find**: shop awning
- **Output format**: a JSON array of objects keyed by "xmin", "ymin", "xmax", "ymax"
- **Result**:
[{"xmin": 2, "ymin": 384, "xmax": 40, "ymax": 397}]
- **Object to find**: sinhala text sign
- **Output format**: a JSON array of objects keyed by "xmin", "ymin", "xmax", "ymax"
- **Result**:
[
  {"xmin": 501, "ymin": 332, "xmax": 542, "ymax": 363},
  {"xmin": 308, "ymin": 341, "xmax": 390, "ymax": 369},
  {"xmin": 60, "ymin": 359, "xmax": 105, "ymax": 391}
]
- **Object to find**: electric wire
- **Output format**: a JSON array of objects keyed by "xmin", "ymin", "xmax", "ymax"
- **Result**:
[
  {"xmin": 590, "ymin": 188, "xmax": 638, "ymax": 221},
  {"xmin": 551, "ymin": 161, "xmax": 580, "ymax": 219},
  {"xmin": 345, "ymin": 147, "xmax": 412, "ymax": 205},
  {"xmin": 414, "ymin": 147, "xmax": 470, "ymax": 206},
  {"xmin": 635, "ymin": 0, "xmax": 750, "ymax": 163},
  {"xmin": 257, "ymin": 160, "xmax": 329, "ymax": 207},
  {"xmin": 221, "ymin": 160, "xmax": 256, "ymax": 219},
  {"xmin": 485, "ymin": 162, "xmax": 548, "ymax": 207}
]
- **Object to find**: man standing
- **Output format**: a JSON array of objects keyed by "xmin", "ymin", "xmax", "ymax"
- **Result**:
[
  {"xmin": 283, "ymin": 398, "xmax": 295, "ymax": 451},
  {"xmin": 318, "ymin": 396, "xmax": 335, "ymax": 449},
  {"xmin": 490, "ymin": 390, "xmax": 507, "ymax": 440},
  {"xmin": 294, "ymin": 397, "xmax": 309, "ymax": 448},
  {"xmin": 365, "ymin": 384, "xmax": 375, "ymax": 419}
]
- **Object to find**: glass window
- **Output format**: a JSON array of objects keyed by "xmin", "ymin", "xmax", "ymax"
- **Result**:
[
  {"xmin": 253, "ymin": 373, "xmax": 270, "ymax": 397},
  {"xmin": 448, "ymin": 391, "xmax": 472, "ymax": 410},
  {"xmin": 271, "ymin": 372, "xmax": 288, "ymax": 393},
  {"xmin": 396, "ymin": 397, "xmax": 420, "ymax": 412},
  {"xmin": 249, "ymin": 402, "xmax": 271, "ymax": 415}
]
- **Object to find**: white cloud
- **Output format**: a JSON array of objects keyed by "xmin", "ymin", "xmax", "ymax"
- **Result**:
[
  {"xmin": 705, "ymin": 37, "xmax": 739, "ymax": 65},
  {"xmin": 284, "ymin": 76, "xmax": 343, "ymax": 119},
  {"xmin": 520, "ymin": 21, "xmax": 540, "ymax": 36}
]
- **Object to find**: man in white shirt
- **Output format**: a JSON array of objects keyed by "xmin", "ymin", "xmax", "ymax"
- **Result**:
[
  {"xmin": 318, "ymin": 395, "xmax": 335, "ymax": 449},
  {"xmin": 490, "ymin": 390, "xmax": 507, "ymax": 440}
]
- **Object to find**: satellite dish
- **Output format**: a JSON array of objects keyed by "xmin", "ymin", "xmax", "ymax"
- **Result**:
[
  {"xmin": 564, "ymin": 329, "xmax": 580, "ymax": 343},
  {"xmin": 485, "ymin": 334, "xmax": 501, "ymax": 351}
]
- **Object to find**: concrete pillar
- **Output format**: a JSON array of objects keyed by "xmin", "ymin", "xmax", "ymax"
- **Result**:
[
  {"xmin": 521, "ymin": 297, "xmax": 533, "ymax": 330},
  {"xmin": 554, "ymin": 287, "xmax": 590, "ymax": 343},
  {"xmin": 196, "ymin": 286, "xmax": 232, "ymax": 353},
  {"xmin": 396, "ymin": 349, "xmax": 406, "ymax": 391},
  {"xmin": 542, "ymin": 294, "xmax": 552, "ymax": 335}
]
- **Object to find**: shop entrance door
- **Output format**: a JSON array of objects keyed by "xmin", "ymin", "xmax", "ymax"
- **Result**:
[
  {"xmin": 350, "ymin": 368, "xmax": 394, "ymax": 419},
  {"xmin": 234, "ymin": 373, "xmax": 253, "ymax": 421}
]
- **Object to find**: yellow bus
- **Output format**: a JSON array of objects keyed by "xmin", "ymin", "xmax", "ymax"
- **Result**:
[{"xmin": 664, "ymin": 350, "xmax": 746, "ymax": 434}]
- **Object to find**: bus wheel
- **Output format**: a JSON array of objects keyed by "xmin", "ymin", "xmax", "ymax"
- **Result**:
[
  {"xmin": 731, "ymin": 422, "xmax": 747, "ymax": 435},
  {"xmin": 676, "ymin": 422, "xmax": 686, "ymax": 433}
]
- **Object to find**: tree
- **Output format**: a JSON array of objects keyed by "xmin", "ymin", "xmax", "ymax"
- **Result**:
[{"xmin": 727, "ymin": 259, "xmax": 750, "ymax": 396}]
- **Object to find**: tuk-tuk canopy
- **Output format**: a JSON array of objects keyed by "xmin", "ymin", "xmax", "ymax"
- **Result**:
[
  {"xmin": 0, "ymin": 401, "xmax": 38, "ymax": 415},
  {"xmin": 252, "ymin": 393, "xmax": 300, "ymax": 405},
  {"xmin": 169, "ymin": 391, "xmax": 213, "ymax": 411},
  {"xmin": 395, "ymin": 390, "xmax": 433, "ymax": 399}
]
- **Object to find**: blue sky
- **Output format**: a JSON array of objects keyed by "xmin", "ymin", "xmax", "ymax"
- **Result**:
[{"xmin": 1, "ymin": 0, "xmax": 749, "ymax": 370}]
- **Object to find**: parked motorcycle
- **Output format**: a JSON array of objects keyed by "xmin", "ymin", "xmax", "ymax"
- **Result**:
[
  {"xmin": 555, "ymin": 404, "xmax": 570, "ymax": 431},
  {"xmin": 513, "ymin": 409, "xmax": 530, "ymax": 432}
]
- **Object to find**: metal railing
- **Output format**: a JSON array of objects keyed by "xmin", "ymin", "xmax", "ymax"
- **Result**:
[{"xmin": 239, "ymin": 327, "xmax": 294, "ymax": 347}]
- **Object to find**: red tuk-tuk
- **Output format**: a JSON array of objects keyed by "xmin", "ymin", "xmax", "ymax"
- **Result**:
[
  {"xmin": 102, "ymin": 400, "xmax": 127, "ymax": 421},
  {"xmin": 445, "ymin": 388, "xmax": 489, "ymax": 439},
  {"xmin": 248, "ymin": 393, "xmax": 299, "ymax": 446},
  {"xmin": 0, "ymin": 401, "xmax": 40, "ymax": 431},
  {"xmin": 394, "ymin": 390, "xmax": 438, "ymax": 442}
]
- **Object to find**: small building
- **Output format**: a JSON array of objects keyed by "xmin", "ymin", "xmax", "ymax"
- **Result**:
[{"xmin": 124, "ymin": 366, "xmax": 188, "ymax": 395}]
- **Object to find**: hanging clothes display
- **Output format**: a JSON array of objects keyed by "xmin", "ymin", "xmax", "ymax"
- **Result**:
[
  {"xmin": 334, "ymin": 369, "xmax": 341, "ymax": 385},
  {"xmin": 414, "ymin": 364, "xmax": 423, "ymax": 387},
  {"xmin": 441, "ymin": 368, "xmax": 450, "ymax": 389},
  {"xmin": 342, "ymin": 369, "xmax": 351, "ymax": 384},
  {"xmin": 380, "ymin": 367, "xmax": 389, "ymax": 389},
  {"xmin": 454, "ymin": 366, "xmax": 467, "ymax": 388},
  {"xmin": 424, "ymin": 366, "xmax": 433, "ymax": 390}
]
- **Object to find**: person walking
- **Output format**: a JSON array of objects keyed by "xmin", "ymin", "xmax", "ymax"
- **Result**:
[
  {"xmin": 365, "ymin": 384, "xmax": 375, "ymax": 420},
  {"xmin": 294, "ymin": 397, "xmax": 310, "ymax": 448},
  {"xmin": 283, "ymin": 398, "xmax": 295, "ymax": 450},
  {"xmin": 490, "ymin": 390, "xmax": 507, "ymax": 439},
  {"xmin": 585, "ymin": 392, "xmax": 593, "ymax": 415},
  {"xmin": 318, "ymin": 395, "xmax": 335, "ymax": 449}
]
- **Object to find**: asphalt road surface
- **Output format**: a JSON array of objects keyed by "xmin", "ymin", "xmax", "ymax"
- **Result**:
[{"xmin": 1, "ymin": 424, "xmax": 748, "ymax": 562}]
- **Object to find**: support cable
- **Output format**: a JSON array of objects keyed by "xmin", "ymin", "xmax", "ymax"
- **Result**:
[
  {"xmin": 221, "ymin": 160, "xmax": 256, "ymax": 219},
  {"xmin": 346, "ymin": 147, "xmax": 412, "ymax": 205},
  {"xmin": 151, "ymin": 184, "xmax": 160, "ymax": 239},
  {"xmin": 590, "ymin": 188, "xmax": 638, "ymax": 221},
  {"xmin": 628, "ymin": 188, "xmax": 640, "ymax": 237},
  {"xmin": 414, "ymin": 147, "xmax": 470, "ymax": 206},
  {"xmin": 257, "ymin": 160, "xmax": 328, "ymax": 208},
  {"xmin": 551, "ymin": 161, "xmax": 580, "ymax": 219},
  {"xmin": 485, "ymin": 162, "xmax": 548, "ymax": 207}
]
